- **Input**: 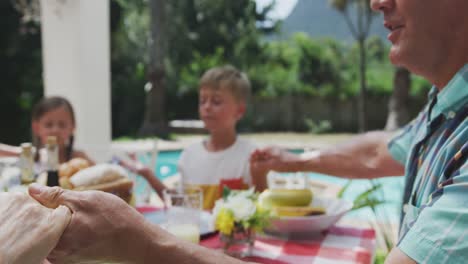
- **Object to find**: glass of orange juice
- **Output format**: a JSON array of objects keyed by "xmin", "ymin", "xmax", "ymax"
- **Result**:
[{"xmin": 162, "ymin": 186, "xmax": 203, "ymax": 243}]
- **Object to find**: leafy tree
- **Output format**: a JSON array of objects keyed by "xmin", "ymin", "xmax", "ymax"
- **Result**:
[
  {"xmin": 113, "ymin": 0, "xmax": 278, "ymax": 136},
  {"xmin": 0, "ymin": 1, "xmax": 43, "ymax": 144},
  {"xmin": 329, "ymin": 0, "xmax": 378, "ymax": 131},
  {"xmin": 111, "ymin": 0, "xmax": 148, "ymax": 138},
  {"xmin": 366, "ymin": 36, "xmax": 387, "ymax": 63},
  {"xmin": 294, "ymin": 34, "xmax": 342, "ymax": 94}
]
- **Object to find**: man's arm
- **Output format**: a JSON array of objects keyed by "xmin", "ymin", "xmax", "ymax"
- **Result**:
[
  {"xmin": 137, "ymin": 221, "xmax": 247, "ymax": 264},
  {"xmin": 28, "ymin": 184, "xmax": 245, "ymax": 264},
  {"xmin": 251, "ymin": 131, "xmax": 405, "ymax": 179}
]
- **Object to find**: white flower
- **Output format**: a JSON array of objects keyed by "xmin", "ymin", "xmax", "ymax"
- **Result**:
[
  {"xmin": 225, "ymin": 195, "xmax": 256, "ymax": 221},
  {"xmin": 234, "ymin": 187, "xmax": 255, "ymax": 200}
]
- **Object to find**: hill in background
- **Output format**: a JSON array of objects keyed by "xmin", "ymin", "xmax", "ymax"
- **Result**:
[{"xmin": 274, "ymin": 0, "xmax": 388, "ymax": 42}]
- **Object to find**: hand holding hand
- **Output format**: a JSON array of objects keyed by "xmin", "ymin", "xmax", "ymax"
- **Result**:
[
  {"xmin": 29, "ymin": 184, "xmax": 150, "ymax": 264},
  {"xmin": 0, "ymin": 192, "xmax": 71, "ymax": 264},
  {"xmin": 250, "ymin": 146, "xmax": 304, "ymax": 173}
]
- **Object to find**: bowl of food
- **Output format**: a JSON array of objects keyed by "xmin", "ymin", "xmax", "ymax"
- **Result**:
[{"xmin": 259, "ymin": 189, "xmax": 353, "ymax": 234}]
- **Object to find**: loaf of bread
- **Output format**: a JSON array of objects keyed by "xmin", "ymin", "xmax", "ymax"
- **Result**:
[{"xmin": 68, "ymin": 164, "xmax": 134, "ymax": 203}]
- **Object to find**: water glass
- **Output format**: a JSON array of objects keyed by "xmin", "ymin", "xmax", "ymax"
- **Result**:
[{"xmin": 162, "ymin": 186, "xmax": 203, "ymax": 243}]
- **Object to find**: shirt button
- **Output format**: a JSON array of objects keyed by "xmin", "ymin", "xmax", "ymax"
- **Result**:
[
  {"xmin": 403, "ymin": 204, "xmax": 409, "ymax": 213},
  {"xmin": 448, "ymin": 111, "xmax": 456, "ymax": 119}
]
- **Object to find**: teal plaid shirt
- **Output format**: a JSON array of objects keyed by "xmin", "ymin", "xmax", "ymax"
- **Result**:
[{"xmin": 388, "ymin": 64, "xmax": 468, "ymax": 263}]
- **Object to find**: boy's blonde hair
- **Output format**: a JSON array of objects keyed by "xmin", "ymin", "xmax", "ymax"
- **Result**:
[{"xmin": 199, "ymin": 65, "xmax": 251, "ymax": 103}]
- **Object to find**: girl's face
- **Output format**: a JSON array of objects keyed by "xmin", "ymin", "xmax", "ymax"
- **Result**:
[{"xmin": 32, "ymin": 106, "xmax": 75, "ymax": 148}]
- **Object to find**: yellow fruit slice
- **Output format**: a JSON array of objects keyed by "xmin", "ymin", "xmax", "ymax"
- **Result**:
[
  {"xmin": 259, "ymin": 189, "xmax": 313, "ymax": 208},
  {"xmin": 273, "ymin": 206, "xmax": 326, "ymax": 217}
]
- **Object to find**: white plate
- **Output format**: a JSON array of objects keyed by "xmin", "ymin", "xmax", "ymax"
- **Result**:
[
  {"xmin": 142, "ymin": 208, "xmax": 215, "ymax": 236},
  {"xmin": 265, "ymin": 196, "xmax": 353, "ymax": 234}
]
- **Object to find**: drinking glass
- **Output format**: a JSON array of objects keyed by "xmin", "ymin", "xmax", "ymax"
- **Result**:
[{"xmin": 162, "ymin": 186, "xmax": 203, "ymax": 243}]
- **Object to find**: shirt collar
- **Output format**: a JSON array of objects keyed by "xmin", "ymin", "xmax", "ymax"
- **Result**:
[{"xmin": 430, "ymin": 64, "xmax": 468, "ymax": 120}]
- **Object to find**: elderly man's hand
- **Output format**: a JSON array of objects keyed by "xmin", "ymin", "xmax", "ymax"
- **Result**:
[
  {"xmin": 28, "ymin": 184, "xmax": 150, "ymax": 264},
  {"xmin": 250, "ymin": 146, "xmax": 305, "ymax": 173},
  {"xmin": 0, "ymin": 192, "xmax": 71, "ymax": 264}
]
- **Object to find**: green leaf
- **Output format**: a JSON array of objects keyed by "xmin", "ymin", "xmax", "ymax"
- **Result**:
[
  {"xmin": 354, "ymin": 183, "xmax": 382, "ymax": 203},
  {"xmin": 222, "ymin": 186, "xmax": 231, "ymax": 200},
  {"xmin": 337, "ymin": 179, "xmax": 352, "ymax": 198},
  {"xmin": 352, "ymin": 198, "xmax": 384, "ymax": 210},
  {"xmin": 374, "ymin": 249, "xmax": 388, "ymax": 264}
]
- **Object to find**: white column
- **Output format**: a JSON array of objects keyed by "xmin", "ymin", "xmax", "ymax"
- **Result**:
[{"xmin": 40, "ymin": 0, "xmax": 111, "ymax": 162}]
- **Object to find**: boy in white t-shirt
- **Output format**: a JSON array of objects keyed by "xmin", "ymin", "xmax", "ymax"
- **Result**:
[
  {"xmin": 179, "ymin": 65, "xmax": 268, "ymax": 210},
  {"xmin": 121, "ymin": 66, "xmax": 267, "ymax": 209}
]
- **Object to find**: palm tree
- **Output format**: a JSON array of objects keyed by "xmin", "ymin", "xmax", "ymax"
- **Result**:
[
  {"xmin": 329, "ymin": 0, "xmax": 377, "ymax": 132},
  {"xmin": 139, "ymin": 0, "xmax": 169, "ymax": 137}
]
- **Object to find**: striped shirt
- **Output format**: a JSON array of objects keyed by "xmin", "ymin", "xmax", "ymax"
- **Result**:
[{"xmin": 388, "ymin": 64, "xmax": 468, "ymax": 263}]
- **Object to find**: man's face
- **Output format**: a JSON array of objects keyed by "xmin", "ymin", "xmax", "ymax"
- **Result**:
[{"xmin": 371, "ymin": 0, "xmax": 466, "ymax": 76}]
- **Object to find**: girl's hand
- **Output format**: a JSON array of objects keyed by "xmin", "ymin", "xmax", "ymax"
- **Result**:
[{"xmin": 116, "ymin": 157, "xmax": 153, "ymax": 180}]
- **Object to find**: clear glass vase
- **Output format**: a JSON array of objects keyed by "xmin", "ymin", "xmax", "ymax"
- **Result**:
[{"xmin": 220, "ymin": 225, "xmax": 255, "ymax": 258}]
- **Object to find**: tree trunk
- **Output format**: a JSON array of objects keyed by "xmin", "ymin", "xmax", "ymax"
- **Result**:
[
  {"xmin": 357, "ymin": 37, "xmax": 367, "ymax": 132},
  {"xmin": 139, "ymin": 0, "xmax": 168, "ymax": 138},
  {"xmin": 385, "ymin": 67, "xmax": 411, "ymax": 131}
]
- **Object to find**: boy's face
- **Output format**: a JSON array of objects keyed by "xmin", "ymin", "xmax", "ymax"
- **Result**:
[{"xmin": 199, "ymin": 86, "xmax": 246, "ymax": 133}]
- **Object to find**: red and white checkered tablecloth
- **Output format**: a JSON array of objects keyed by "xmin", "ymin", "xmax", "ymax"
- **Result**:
[{"xmin": 200, "ymin": 226, "xmax": 376, "ymax": 264}]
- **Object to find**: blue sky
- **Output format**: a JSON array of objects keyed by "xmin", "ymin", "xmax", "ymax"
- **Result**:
[{"xmin": 255, "ymin": 0, "xmax": 298, "ymax": 20}]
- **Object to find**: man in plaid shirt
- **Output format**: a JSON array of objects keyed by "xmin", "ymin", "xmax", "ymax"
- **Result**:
[{"xmin": 251, "ymin": 0, "xmax": 468, "ymax": 263}]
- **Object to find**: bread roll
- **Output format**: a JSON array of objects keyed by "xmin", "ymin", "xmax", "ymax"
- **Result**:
[
  {"xmin": 69, "ymin": 158, "xmax": 90, "ymax": 170},
  {"xmin": 69, "ymin": 164, "xmax": 127, "ymax": 188},
  {"xmin": 59, "ymin": 158, "xmax": 91, "ymax": 178},
  {"xmin": 58, "ymin": 163, "xmax": 74, "ymax": 178},
  {"xmin": 73, "ymin": 178, "xmax": 134, "ymax": 203},
  {"xmin": 68, "ymin": 164, "xmax": 133, "ymax": 203}
]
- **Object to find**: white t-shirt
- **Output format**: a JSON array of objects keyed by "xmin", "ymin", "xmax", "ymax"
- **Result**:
[{"xmin": 178, "ymin": 137, "xmax": 256, "ymax": 209}]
